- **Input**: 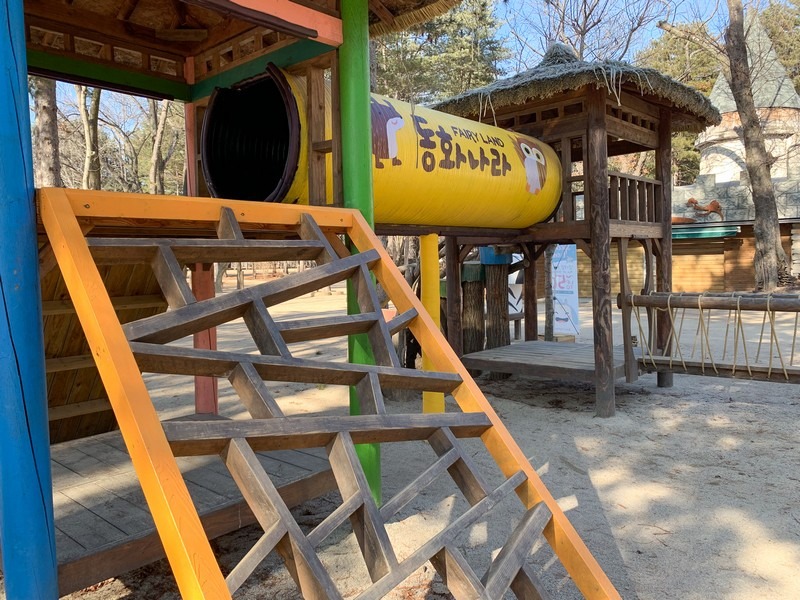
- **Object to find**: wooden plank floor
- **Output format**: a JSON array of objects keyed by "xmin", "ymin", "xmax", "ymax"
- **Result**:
[
  {"xmin": 50, "ymin": 428, "xmax": 334, "ymax": 594},
  {"xmin": 461, "ymin": 341, "xmax": 627, "ymax": 383}
]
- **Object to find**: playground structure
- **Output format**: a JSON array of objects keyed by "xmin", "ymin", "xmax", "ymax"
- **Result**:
[
  {"xmin": 2, "ymin": 0, "xmax": 621, "ymax": 598},
  {"xmin": 6, "ymin": 0, "xmax": 790, "ymax": 597}
]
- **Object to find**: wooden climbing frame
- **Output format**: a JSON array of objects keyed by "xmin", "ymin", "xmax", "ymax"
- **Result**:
[{"xmin": 40, "ymin": 187, "xmax": 620, "ymax": 599}]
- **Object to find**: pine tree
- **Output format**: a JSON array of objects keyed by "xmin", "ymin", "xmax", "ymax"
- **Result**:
[{"xmin": 372, "ymin": 0, "xmax": 508, "ymax": 102}]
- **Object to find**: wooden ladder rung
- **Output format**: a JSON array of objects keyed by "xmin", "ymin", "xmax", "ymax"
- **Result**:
[
  {"xmin": 355, "ymin": 471, "xmax": 528, "ymax": 600},
  {"xmin": 162, "ymin": 413, "xmax": 493, "ymax": 456},
  {"xmin": 46, "ymin": 354, "xmax": 95, "ymax": 373},
  {"xmin": 123, "ymin": 250, "xmax": 380, "ymax": 343},
  {"xmin": 86, "ymin": 238, "xmax": 328, "ymax": 264},
  {"xmin": 277, "ymin": 313, "xmax": 379, "ymax": 343},
  {"xmin": 130, "ymin": 342, "xmax": 463, "ymax": 393},
  {"xmin": 387, "ymin": 308, "xmax": 418, "ymax": 335}
]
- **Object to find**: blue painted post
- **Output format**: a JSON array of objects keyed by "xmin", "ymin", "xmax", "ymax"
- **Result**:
[{"xmin": 0, "ymin": 1, "xmax": 58, "ymax": 597}]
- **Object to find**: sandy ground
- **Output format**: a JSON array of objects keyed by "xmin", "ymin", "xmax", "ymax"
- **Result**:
[{"xmin": 10, "ymin": 283, "xmax": 800, "ymax": 599}]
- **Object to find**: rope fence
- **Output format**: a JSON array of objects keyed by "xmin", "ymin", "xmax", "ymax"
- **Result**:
[{"xmin": 622, "ymin": 292, "xmax": 800, "ymax": 382}]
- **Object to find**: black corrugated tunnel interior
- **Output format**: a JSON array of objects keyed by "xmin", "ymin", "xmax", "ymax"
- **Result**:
[{"xmin": 201, "ymin": 64, "xmax": 300, "ymax": 203}]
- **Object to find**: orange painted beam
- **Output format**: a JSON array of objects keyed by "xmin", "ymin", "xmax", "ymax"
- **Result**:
[
  {"xmin": 61, "ymin": 188, "xmax": 353, "ymax": 230},
  {"xmin": 231, "ymin": 0, "xmax": 343, "ymax": 46},
  {"xmin": 345, "ymin": 210, "xmax": 622, "ymax": 600},
  {"xmin": 39, "ymin": 188, "xmax": 230, "ymax": 599}
]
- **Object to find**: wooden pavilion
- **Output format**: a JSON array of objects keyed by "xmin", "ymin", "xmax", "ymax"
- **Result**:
[{"xmin": 430, "ymin": 44, "xmax": 721, "ymax": 416}]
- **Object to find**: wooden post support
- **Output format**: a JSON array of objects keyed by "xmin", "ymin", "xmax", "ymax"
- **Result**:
[
  {"xmin": 339, "ymin": 0, "xmax": 380, "ymax": 500},
  {"xmin": 421, "ymin": 233, "xmax": 445, "ymax": 412},
  {"xmin": 307, "ymin": 64, "xmax": 327, "ymax": 206},
  {"xmin": 445, "ymin": 236, "xmax": 463, "ymax": 356},
  {"xmin": 656, "ymin": 108, "xmax": 674, "ymax": 388},
  {"xmin": 191, "ymin": 264, "xmax": 219, "ymax": 413},
  {"xmin": 184, "ymin": 95, "xmax": 219, "ymax": 413},
  {"xmin": 523, "ymin": 242, "xmax": 538, "ymax": 340},
  {"xmin": 617, "ymin": 239, "xmax": 638, "ymax": 383},
  {"xmin": 0, "ymin": 2, "xmax": 58, "ymax": 596},
  {"xmin": 587, "ymin": 86, "xmax": 615, "ymax": 417}
]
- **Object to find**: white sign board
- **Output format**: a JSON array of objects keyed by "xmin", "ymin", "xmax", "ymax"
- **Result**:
[{"xmin": 552, "ymin": 244, "xmax": 580, "ymax": 335}]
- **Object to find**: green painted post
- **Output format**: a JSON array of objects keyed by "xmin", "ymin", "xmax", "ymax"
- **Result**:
[{"xmin": 339, "ymin": 0, "xmax": 380, "ymax": 502}]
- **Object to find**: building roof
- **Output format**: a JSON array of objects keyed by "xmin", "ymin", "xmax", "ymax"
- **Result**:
[
  {"xmin": 432, "ymin": 43, "xmax": 721, "ymax": 132},
  {"xmin": 709, "ymin": 14, "xmax": 800, "ymax": 113}
]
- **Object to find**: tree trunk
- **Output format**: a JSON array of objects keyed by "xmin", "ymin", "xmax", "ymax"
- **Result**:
[
  {"xmin": 30, "ymin": 77, "xmax": 62, "ymax": 188},
  {"xmin": 462, "ymin": 279, "xmax": 485, "ymax": 376},
  {"xmin": 76, "ymin": 85, "xmax": 102, "ymax": 190},
  {"xmin": 149, "ymin": 99, "xmax": 170, "ymax": 195},
  {"xmin": 725, "ymin": 0, "xmax": 790, "ymax": 290},
  {"xmin": 485, "ymin": 264, "xmax": 510, "ymax": 380}
]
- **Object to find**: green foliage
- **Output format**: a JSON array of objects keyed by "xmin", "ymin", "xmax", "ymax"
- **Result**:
[
  {"xmin": 372, "ymin": 0, "xmax": 509, "ymax": 102},
  {"xmin": 761, "ymin": 0, "xmax": 800, "ymax": 92},
  {"xmin": 636, "ymin": 22, "xmax": 719, "ymax": 95}
]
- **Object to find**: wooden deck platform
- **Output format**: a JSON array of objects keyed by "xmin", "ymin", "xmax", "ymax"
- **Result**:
[
  {"xmin": 461, "ymin": 341, "xmax": 627, "ymax": 383},
  {"xmin": 51, "ymin": 428, "xmax": 336, "ymax": 596}
]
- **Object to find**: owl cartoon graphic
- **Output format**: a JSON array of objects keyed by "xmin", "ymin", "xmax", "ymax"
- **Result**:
[{"xmin": 513, "ymin": 137, "xmax": 547, "ymax": 195}]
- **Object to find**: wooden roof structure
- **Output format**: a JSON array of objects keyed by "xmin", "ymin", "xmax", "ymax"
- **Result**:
[{"xmin": 24, "ymin": 0, "xmax": 460, "ymax": 101}]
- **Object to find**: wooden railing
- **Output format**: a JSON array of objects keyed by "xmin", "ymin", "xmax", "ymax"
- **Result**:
[
  {"xmin": 608, "ymin": 171, "xmax": 661, "ymax": 223},
  {"xmin": 556, "ymin": 171, "xmax": 662, "ymax": 225}
]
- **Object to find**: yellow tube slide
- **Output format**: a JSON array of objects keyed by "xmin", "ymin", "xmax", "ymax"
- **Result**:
[{"xmin": 202, "ymin": 65, "xmax": 562, "ymax": 229}]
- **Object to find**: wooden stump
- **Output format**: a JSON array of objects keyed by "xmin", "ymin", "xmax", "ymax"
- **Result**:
[
  {"xmin": 485, "ymin": 264, "xmax": 510, "ymax": 380},
  {"xmin": 462, "ymin": 279, "xmax": 484, "ymax": 377}
]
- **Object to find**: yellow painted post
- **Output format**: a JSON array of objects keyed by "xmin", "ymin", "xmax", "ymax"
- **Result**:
[{"xmin": 421, "ymin": 233, "xmax": 445, "ymax": 413}]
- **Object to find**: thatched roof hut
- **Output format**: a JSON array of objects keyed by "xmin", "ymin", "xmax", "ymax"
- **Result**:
[{"xmin": 432, "ymin": 43, "xmax": 721, "ymax": 133}]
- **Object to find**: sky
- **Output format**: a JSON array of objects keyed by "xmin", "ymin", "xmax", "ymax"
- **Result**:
[{"xmin": 493, "ymin": 0, "xmax": 729, "ymax": 73}]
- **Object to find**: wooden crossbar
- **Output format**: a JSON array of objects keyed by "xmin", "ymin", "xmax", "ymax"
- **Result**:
[
  {"xmin": 163, "ymin": 413, "xmax": 492, "ymax": 455},
  {"xmin": 130, "ymin": 343, "xmax": 463, "ymax": 392}
]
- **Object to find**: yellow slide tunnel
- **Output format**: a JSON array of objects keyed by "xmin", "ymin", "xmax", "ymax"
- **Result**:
[{"xmin": 202, "ymin": 65, "xmax": 562, "ymax": 229}]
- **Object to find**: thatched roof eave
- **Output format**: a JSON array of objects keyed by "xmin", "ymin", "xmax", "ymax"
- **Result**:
[
  {"xmin": 368, "ymin": 0, "xmax": 460, "ymax": 37},
  {"xmin": 431, "ymin": 48, "xmax": 721, "ymax": 133}
]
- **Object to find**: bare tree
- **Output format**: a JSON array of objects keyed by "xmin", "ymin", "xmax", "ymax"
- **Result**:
[
  {"xmin": 75, "ymin": 85, "xmax": 102, "ymax": 189},
  {"xmin": 503, "ymin": 0, "xmax": 676, "ymax": 68},
  {"xmin": 30, "ymin": 76, "xmax": 62, "ymax": 188},
  {"xmin": 660, "ymin": 1, "xmax": 791, "ymax": 290},
  {"xmin": 148, "ymin": 98, "xmax": 180, "ymax": 195}
]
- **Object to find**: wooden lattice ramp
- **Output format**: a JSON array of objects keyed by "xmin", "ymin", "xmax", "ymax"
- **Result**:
[{"xmin": 39, "ymin": 188, "xmax": 620, "ymax": 599}]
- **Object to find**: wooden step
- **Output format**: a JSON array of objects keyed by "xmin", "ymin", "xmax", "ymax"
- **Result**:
[
  {"xmin": 277, "ymin": 313, "xmax": 379, "ymax": 344},
  {"xmin": 129, "ymin": 342, "xmax": 463, "ymax": 393},
  {"xmin": 162, "ymin": 413, "xmax": 493, "ymax": 456}
]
